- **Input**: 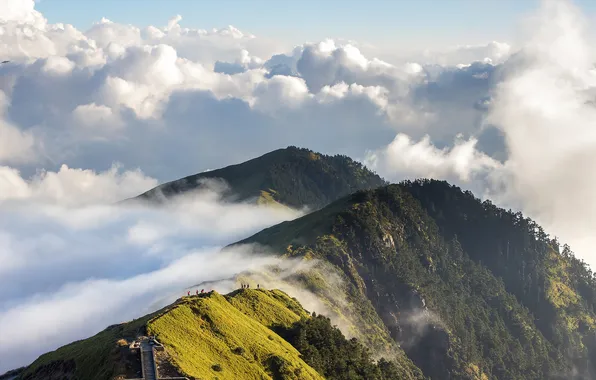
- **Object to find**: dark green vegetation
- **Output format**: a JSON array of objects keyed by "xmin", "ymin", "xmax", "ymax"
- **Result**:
[
  {"xmin": 132, "ymin": 146, "xmax": 386, "ymax": 209},
  {"xmin": 0, "ymin": 367, "xmax": 25, "ymax": 379},
  {"xmin": 240, "ymin": 179, "xmax": 596, "ymax": 379},
  {"xmin": 275, "ymin": 312, "xmax": 419, "ymax": 380},
  {"xmin": 18, "ymin": 289, "xmax": 412, "ymax": 380}
]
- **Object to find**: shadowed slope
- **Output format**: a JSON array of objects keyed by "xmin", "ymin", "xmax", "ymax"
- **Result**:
[
  {"xmin": 131, "ymin": 146, "xmax": 387, "ymax": 209},
  {"xmin": 238, "ymin": 183, "xmax": 588, "ymax": 379}
]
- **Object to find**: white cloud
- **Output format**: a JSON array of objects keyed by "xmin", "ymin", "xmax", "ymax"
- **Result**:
[
  {"xmin": 0, "ymin": 120, "xmax": 35, "ymax": 164},
  {"xmin": 0, "ymin": 247, "xmax": 283, "ymax": 373},
  {"xmin": 486, "ymin": 0, "xmax": 596, "ymax": 264},
  {"xmin": 72, "ymin": 102, "xmax": 123, "ymax": 130},
  {"xmin": 253, "ymin": 75, "xmax": 310, "ymax": 112},
  {"xmin": 0, "ymin": 0, "xmax": 502, "ymax": 180},
  {"xmin": 0, "ymin": 180, "xmax": 303, "ymax": 372},
  {"xmin": 41, "ymin": 55, "xmax": 75, "ymax": 74},
  {"xmin": 0, "ymin": 164, "xmax": 157, "ymax": 205},
  {"xmin": 0, "ymin": 91, "xmax": 36, "ymax": 164},
  {"xmin": 365, "ymin": 133, "xmax": 501, "ymax": 183},
  {"xmin": 0, "ymin": 0, "xmax": 37, "ymax": 24},
  {"xmin": 418, "ymin": 41, "xmax": 512, "ymax": 66}
]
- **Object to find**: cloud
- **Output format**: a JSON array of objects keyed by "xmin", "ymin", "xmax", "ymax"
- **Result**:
[
  {"xmin": 365, "ymin": 133, "xmax": 501, "ymax": 184},
  {"xmin": 485, "ymin": 0, "xmax": 596, "ymax": 264},
  {"xmin": 0, "ymin": 0, "xmax": 545, "ymax": 228},
  {"xmin": 0, "ymin": 180, "xmax": 303, "ymax": 373},
  {"xmin": 0, "ymin": 248, "xmax": 283, "ymax": 374},
  {"xmin": 0, "ymin": 119, "xmax": 35, "ymax": 164},
  {"xmin": 0, "ymin": 2, "xmax": 501, "ymax": 180},
  {"xmin": 0, "ymin": 0, "xmax": 37, "ymax": 24},
  {"xmin": 214, "ymin": 49, "xmax": 264, "ymax": 75},
  {"xmin": 417, "ymin": 41, "xmax": 512, "ymax": 66},
  {"xmin": 0, "ymin": 91, "xmax": 36, "ymax": 164},
  {"xmin": 0, "ymin": 163, "xmax": 157, "ymax": 205}
]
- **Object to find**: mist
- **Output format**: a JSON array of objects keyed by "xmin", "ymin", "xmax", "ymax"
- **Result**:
[
  {"xmin": 486, "ymin": 0, "xmax": 596, "ymax": 265},
  {"xmin": 0, "ymin": 179, "xmax": 303, "ymax": 373}
]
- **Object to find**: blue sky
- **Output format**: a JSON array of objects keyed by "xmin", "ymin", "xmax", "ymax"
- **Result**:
[{"xmin": 35, "ymin": 0, "xmax": 565, "ymax": 49}]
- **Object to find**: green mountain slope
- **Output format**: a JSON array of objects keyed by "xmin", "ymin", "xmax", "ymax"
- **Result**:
[
  {"xmin": 238, "ymin": 181, "xmax": 596, "ymax": 379},
  {"xmin": 146, "ymin": 290, "xmax": 321, "ymax": 380},
  {"xmin": 402, "ymin": 179, "xmax": 596, "ymax": 378},
  {"xmin": 17, "ymin": 289, "xmax": 420, "ymax": 380},
  {"xmin": 132, "ymin": 146, "xmax": 387, "ymax": 209}
]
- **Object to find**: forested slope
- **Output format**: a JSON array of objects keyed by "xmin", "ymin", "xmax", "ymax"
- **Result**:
[{"xmin": 240, "ymin": 180, "xmax": 596, "ymax": 379}]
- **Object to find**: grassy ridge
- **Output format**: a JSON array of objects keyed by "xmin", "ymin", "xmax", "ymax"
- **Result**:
[
  {"xmin": 20, "ymin": 288, "xmax": 420, "ymax": 380},
  {"xmin": 225, "ymin": 288, "xmax": 309, "ymax": 327},
  {"xmin": 146, "ymin": 290, "xmax": 322, "ymax": 380},
  {"xmin": 19, "ymin": 290, "xmax": 322, "ymax": 380}
]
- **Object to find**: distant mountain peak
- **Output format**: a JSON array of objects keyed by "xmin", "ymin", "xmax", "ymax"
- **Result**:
[{"xmin": 130, "ymin": 146, "xmax": 387, "ymax": 210}]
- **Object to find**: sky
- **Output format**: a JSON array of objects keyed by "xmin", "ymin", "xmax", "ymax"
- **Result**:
[
  {"xmin": 2, "ymin": 0, "xmax": 596, "ymax": 373},
  {"xmin": 36, "ymin": 0, "xmax": 544, "ymax": 50}
]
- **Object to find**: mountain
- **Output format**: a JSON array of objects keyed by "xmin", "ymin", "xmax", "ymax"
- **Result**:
[
  {"xmin": 131, "ymin": 146, "xmax": 387, "ymax": 209},
  {"xmin": 236, "ymin": 180, "xmax": 596, "ymax": 379},
  {"xmin": 16, "ymin": 289, "xmax": 422, "ymax": 380},
  {"xmin": 14, "ymin": 150, "xmax": 596, "ymax": 380}
]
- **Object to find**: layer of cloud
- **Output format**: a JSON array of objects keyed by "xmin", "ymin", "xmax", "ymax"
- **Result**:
[
  {"xmin": 0, "ymin": 163, "xmax": 157, "ymax": 205},
  {"xmin": 0, "ymin": 0, "xmax": 501, "ymax": 182},
  {"xmin": 485, "ymin": 0, "xmax": 596, "ymax": 261},
  {"xmin": 0, "ymin": 177, "xmax": 303, "ymax": 373}
]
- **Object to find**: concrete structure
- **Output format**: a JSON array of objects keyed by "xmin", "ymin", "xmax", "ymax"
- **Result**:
[{"xmin": 126, "ymin": 337, "xmax": 188, "ymax": 380}]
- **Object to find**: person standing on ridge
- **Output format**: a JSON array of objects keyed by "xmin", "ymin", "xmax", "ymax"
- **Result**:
[
  {"xmin": 187, "ymin": 291, "xmax": 190, "ymax": 296},
  {"xmin": 257, "ymin": 284, "xmax": 260, "ymax": 289}
]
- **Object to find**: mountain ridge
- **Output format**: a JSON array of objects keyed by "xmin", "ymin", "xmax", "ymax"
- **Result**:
[
  {"xmin": 238, "ymin": 180, "xmax": 596, "ymax": 379},
  {"xmin": 12, "ymin": 148, "xmax": 596, "ymax": 380},
  {"xmin": 16, "ymin": 289, "xmax": 420, "ymax": 380},
  {"xmin": 129, "ymin": 146, "xmax": 387, "ymax": 210}
]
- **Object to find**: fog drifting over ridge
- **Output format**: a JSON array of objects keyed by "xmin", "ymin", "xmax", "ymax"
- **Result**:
[
  {"xmin": 0, "ymin": 182, "xmax": 303, "ymax": 373},
  {"xmin": 2, "ymin": 0, "xmax": 596, "ymax": 372}
]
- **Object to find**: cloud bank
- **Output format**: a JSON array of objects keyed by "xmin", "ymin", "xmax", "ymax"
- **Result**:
[
  {"xmin": 0, "ymin": 177, "xmax": 302, "ymax": 373},
  {"xmin": 485, "ymin": 0, "xmax": 596, "ymax": 262},
  {"xmin": 0, "ymin": 0, "xmax": 503, "ymax": 181}
]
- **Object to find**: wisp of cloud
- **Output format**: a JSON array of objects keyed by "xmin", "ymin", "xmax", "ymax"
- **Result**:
[{"xmin": 0, "ymin": 172, "xmax": 302, "ymax": 373}]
